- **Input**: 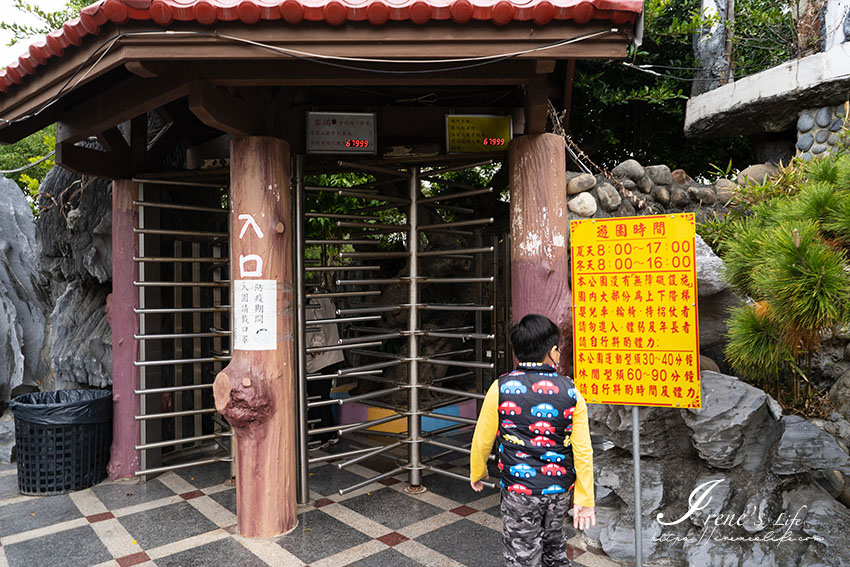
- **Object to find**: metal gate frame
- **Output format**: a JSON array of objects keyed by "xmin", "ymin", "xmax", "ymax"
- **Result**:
[
  {"xmin": 294, "ymin": 157, "xmax": 505, "ymax": 501},
  {"xmin": 132, "ymin": 178, "xmax": 235, "ymax": 478}
]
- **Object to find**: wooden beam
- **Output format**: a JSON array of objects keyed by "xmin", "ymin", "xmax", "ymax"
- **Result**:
[
  {"xmin": 96, "ymin": 126, "xmax": 129, "ymax": 154},
  {"xmin": 563, "ymin": 59, "xmax": 576, "ymax": 133},
  {"xmin": 0, "ymin": 19, "xmax": 630, "ymax": 143},
  {"xmin": 524, "ymin": 76, "xmax": 549, "ymax": 135},
  {"xmin": 55, "ymin": 141, "xmax": 132, "ymax": 179},
  {"xmin": 125, "ymin": 61, "xmax": 160, "ymax": 78},
  {"xmin": 130, "ymin": 114, "xmax": 147, "ymax": 173},
  {"xmin": 188, "ymin": 81, "xmax": 268, "ymax": 136},
  {"xmin": 56, "ymin": 72, "xmax": 190, "ymax": 144}
]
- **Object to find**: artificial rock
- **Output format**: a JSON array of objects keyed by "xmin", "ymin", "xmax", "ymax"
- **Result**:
[
  {"xmin": 695, "ymin": 234, "xmax": 728, "ymax": 296},
  {"xmin": 829, "ymin": 369, "xmax": 850, "ymax": 421},
  {"xmin": 611, "ymin": 159, "xmax": 645, "ymax": 182},
  {"xmin": 650, "ymin": 185, "xmax": 670, "ymax": 207},
  {"xmin": 797, "ymin": 112, "xmax": 815, "ymax": 132},
  {"xmin": 737, "ymin": 163, "xmax": 779, "ymax": 186},
  {"xmin": 688, "ymin": 186, "xmax": 716, "ymax": 207},
  {"xmin": 670, "ymin": 188, "xmax": 690, "ymax": 208},
  {"xmin": 567, "ymin": 172, "xmax": 596, "ymax": 194},
  {"xmin": 816, "ymin": 106, "xmax": 833, "ymax": 127},
  {"xmin": 568, "ymin": 192, "xmax": 597, "ymax": 217},
  {"xmin": 596, "ymin": 182, "xmax": 621, "ymax": 211},
  {"xmin": 0, "ymin": 176, "xmax": 48, "ymax": 407},
  {"xmin": 645, "ymin": 164, "xmax": 674, "ymax": 186}
]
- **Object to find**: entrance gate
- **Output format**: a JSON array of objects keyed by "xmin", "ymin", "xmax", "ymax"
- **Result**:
[
  {"xmin": 132, "ymin": 178, "xmax": 234, "ymax": 477},
  {"xmin": 293, "ymin": 158, "xmax": 510, "ymax": 499},
  {"xmin": 128, "ymin": 158, "xmax": 511, "ymax": 490}
]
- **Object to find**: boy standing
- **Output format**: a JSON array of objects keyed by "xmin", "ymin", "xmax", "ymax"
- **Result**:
[{"xmin": 470, "ymin": 314, "xmax": 595, "ymax": 567}]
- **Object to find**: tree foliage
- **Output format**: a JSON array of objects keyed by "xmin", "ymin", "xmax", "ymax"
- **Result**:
[
  {"xmin": 718, "ymin": 149, "xmax": 850, "ymax": 406},
  {"xmin": 569, "ymin": 0, "xmax": 797, "ymax": 176},
  {"xmin": 0, "ymin": 0, "xmax": 96, "ymax": 45},
  {"xmin": 0, "ymin": 0, "xmax": 95, "ymax": 199}
]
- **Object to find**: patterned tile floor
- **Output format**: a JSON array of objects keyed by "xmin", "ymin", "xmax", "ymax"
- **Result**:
[{"xmin": 0, "ymin": 438, "xmax": 622, "ymax": 567}]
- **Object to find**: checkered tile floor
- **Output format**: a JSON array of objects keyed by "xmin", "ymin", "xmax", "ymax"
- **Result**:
[{"xmin": 0, "ymin": 438, "xmax": 621, "ymax": 567}]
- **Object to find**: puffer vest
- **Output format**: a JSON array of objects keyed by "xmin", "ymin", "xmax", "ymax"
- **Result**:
[{"xmin": 497, "ymin": 362, "xmax": 578, "ymax": 496}]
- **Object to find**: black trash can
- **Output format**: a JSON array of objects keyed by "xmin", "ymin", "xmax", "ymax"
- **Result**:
[{"xmin": 10, "ymin": 390, "xmax": 112, "ymax": 495}]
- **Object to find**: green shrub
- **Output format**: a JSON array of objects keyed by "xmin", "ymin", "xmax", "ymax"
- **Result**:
[
  {"xmin": 725, "ymin": 304, "xmax": 792, "ymax": 388},
  {"xmin": 716, "ymin": 150, "xmax": 850, "ymax": 404}
]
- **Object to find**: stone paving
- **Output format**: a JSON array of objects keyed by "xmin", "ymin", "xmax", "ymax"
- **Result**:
[{"xmin": 0, "ymin": 438, "xmax": 622, "ymax": 567}]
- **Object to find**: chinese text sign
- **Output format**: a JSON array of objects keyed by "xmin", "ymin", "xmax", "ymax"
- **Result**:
[
  {"xmin": 570, "ymin": 214, "xmax": 701, "ymax": 408},
  {"xmin": 306, "ymin": 112, "xmax": 377, "ymax": 155},
  {"xmin": 446, "ymin": 114, "xmax": 512, "ymax": 153},
  {"xmin": 233, "ymin": 280, "xmax": 277, "ymax": 351}
]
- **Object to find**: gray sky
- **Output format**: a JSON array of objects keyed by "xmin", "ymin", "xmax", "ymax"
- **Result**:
[{"xmin": 0, "ymin": 0, "xmax": 67, "ymax": 68}]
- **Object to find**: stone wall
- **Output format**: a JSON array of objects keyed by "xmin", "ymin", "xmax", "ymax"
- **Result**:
[
  {"xmin": 796, "ymin": 105, "xmax": 847, "ymax": 160},
  {"xmin": 565, "ymin": 160, "xmax": 732, "ymax": 224}
]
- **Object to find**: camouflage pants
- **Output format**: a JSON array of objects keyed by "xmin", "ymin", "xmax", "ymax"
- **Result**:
[{"xmin": 501, "ymin": 488, "xmax": 571, "ymax": 567}]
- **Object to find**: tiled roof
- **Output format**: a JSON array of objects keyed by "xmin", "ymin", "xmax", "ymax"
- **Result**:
[{"xmin": 0, "ymin": 0, "xmax": 643, "ymax": 92}]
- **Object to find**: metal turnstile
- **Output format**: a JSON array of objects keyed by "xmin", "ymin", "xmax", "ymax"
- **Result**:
[
  {"xmin": 133, "ymin": 178, "xmax": 234, "ymax": 477},
  {"xmin": 295, "ymin": 158, "xmax": 507, "ymax": 500}
]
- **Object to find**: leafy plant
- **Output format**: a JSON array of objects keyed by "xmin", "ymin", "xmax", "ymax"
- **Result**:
[
  {"xmin": 1, "ymin": 0, "xmax": 96, "ymax": 46},
  {"xmin": 716, "ymin": 150, "xmax": 850, "ymax": 406}
]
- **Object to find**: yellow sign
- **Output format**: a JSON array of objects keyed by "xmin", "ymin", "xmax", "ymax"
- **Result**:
[
  {"xmin": 570, "ymin": 214, "xmax": 701, "ymax": 408},
  {"xmin": 446, "ymin": 114, "xmax": 512, "ymax": 153}
]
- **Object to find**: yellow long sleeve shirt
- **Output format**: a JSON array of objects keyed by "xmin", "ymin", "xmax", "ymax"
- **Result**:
[{"xmin": 469, "ymin": 379, "xmax": 595, "ymax": 507}]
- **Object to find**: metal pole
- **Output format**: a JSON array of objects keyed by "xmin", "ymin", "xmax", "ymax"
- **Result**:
[
  {"xmin": 408, "ymin": 167, "xmax": 423, "ymax": 490},
  {"xmin": 295, "ymin": 155, "xmax": 310, "ymax": 505},
  {"xmin": 633, "ymin": 406, "xmax": 643, "ymax": 567}
]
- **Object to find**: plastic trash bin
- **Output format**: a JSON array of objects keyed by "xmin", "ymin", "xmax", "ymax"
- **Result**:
[{"xmin": 10, "ymin": 390, "xmax": 112, "ymax": 495}]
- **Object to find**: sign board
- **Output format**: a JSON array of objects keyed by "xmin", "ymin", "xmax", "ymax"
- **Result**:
[
  {"xmin": 446, "ymin": 114, "xmax": 512, "ymax": 153},
  {"xmin": 306, "ymin": 112, "xmax": 377, "ymax": 155},
  {"xmin": 233, "ymin": 279, "xmax": 277, "ymax": 351},
  {"xmin": 570, "ymin": 214, "xmax": 701, "ymax": 408}
]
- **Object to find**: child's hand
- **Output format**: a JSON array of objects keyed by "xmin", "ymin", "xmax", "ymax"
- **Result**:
[
  {"xmin": 470, "ymin": 475, "xmax": 488, "ymax": 492},
  {"xmin": 572, "ymin": 505, "xmax": 596, "ymax": 531}
]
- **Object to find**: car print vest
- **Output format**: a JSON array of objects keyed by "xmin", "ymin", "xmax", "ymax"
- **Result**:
[{"xmin": 497, "ymin": 362, "xmax": 578, "ymax": 496}]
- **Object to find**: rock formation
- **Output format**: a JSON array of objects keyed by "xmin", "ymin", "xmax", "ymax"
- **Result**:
[
  {"xmin": 0, "ymin": 176, "xmax": 48, "ymax": 409},
  {"xmin": 582, "ymin": 371, "xmax": 850, "ymax": 566}
]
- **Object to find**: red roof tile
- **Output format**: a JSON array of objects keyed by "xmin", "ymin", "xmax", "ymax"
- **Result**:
[{"xmin": 0, "ymin": 0, "xmax": 642, "ymax": 92}]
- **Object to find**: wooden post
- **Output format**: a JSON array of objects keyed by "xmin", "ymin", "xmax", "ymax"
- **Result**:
[
  {"xmin": 107, "ymin": 179, "xmax": 141, "ymax": 478},
  {"xmin": 508, "ymin": 134, "xmax": 572, "ymax": 369},
  {"xmin": 213, "ymin": 136, "xmax": 296, "ymax": 538}
]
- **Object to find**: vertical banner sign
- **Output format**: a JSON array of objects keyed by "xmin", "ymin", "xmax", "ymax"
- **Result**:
[
  {"xmin": 570, "ymin": 214, "xmax": 701, "ymax": 408},
  {"xmin": 233, "ymin": 212, "xmax": 277, "ymax": 351}
]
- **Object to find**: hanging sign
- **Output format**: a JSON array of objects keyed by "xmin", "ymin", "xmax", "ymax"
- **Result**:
[
  {"xmin": 570, "ymin": 213, "xmax": 701, "ymax": 408},
  {"xmin": 446, "ymin": 114, "xmax": 512, "ymax": 153},
  {"xmin": 306, "ymin": 112, "xmax": 377, "ymax": 155},
  {"xmin": 233, "ymin": 280, "xmax": 277, "ymax": 351}
]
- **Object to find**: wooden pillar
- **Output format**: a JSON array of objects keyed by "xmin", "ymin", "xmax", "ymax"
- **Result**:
[
  {"xmin": 213, "ymin": 136, "xmax": 296, "ymax": 538},
  {"xmin": 107, "ymin": 179, "xmax": 141, "ymax": 478},
  {"xmin": 508, "ymin": 134, "xmax": 572, "ymax": 370}
]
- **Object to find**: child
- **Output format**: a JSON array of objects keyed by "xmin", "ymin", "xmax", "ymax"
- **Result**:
[{"xmin": 470, "ymin": 314, "xmax": 595, "ymax": 567}]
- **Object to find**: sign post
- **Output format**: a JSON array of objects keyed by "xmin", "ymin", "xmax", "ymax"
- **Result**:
[{"xmin": 570, "ymin": 213, "xmax": 701, "ymax": 566}]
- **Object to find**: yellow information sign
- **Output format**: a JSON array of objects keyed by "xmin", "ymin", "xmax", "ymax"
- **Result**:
[
  {"xmin": 446, "ymin": 114, "xmax": 512, "ymax": 153},
  {"xmin": 570, "ymin": 214, "xmax": 701, "ymax": 408}
]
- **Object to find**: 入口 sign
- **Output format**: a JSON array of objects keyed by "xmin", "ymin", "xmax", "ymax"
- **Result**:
[{"xmin": 570, "ymin": 214, "xmax": 701, "ymax": 408}]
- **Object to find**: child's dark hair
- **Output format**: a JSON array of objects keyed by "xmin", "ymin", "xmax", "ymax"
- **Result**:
[{"xmin": 509, "ymin": 314, "xmax": 560, "ymax": 362}]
